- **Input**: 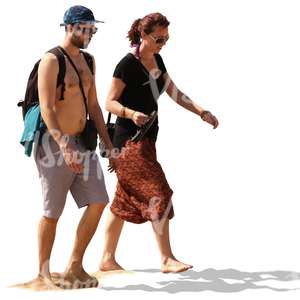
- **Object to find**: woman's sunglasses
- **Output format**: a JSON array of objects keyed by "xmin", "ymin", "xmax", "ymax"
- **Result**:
[{"xmin": 149, "ymin": 34, "xmax": 169, "ymax": 44}]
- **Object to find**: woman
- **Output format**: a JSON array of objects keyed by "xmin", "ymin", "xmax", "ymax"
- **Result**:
[{"xmin": 100, "ymin": 13, "xmax": 219, "ymax": 273}]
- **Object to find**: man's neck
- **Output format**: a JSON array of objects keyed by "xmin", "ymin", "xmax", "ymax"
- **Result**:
[{"xmin": 60, "ymin": 40, "xmax": 81, "ymax": 58}]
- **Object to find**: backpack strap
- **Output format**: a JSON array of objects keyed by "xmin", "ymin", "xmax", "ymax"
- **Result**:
[{"xmin": 47, "ymin": 46, "xmax": 66, "ymax": 100}]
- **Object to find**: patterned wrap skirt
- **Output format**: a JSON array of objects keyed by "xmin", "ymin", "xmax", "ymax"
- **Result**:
[{"xmin": 110, "ymin": 138, "xmax": 175, "ymax": 224}]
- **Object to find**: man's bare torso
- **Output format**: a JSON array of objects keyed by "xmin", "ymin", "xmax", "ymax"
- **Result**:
[{"xmin": 48, "ymin": 52, "xmax": 93, "ymax": 136}]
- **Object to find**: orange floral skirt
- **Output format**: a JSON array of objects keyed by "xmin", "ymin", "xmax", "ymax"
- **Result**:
[{"xmin": 110, "ymin": 138, "xmax": 174, "ymax": 224}]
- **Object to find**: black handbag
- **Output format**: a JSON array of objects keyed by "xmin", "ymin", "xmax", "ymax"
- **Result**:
[
  {"xmin": 81, "ymin": 119, "xmax": 98, "ymax": 151},
  {"xmin": 99, "ymin": 112, "xmax": 115, "ymax": 157},
  {"xmin": 58, "ymin": 47, "xmax": 98, "ymax": 151}
]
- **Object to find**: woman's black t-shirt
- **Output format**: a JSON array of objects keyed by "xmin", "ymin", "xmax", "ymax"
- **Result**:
[{"xmin": 112, "ymin": 53, "xmax": 168, "ymax": 149}]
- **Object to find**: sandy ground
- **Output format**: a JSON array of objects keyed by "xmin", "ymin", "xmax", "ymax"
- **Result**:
[
  {"xmin": 8, "ymin": 268, "xmax": 300, "ymax": 293},
  {"xmin": 9, "ymin": 270, "xmax": 132, "ymax": 291}
]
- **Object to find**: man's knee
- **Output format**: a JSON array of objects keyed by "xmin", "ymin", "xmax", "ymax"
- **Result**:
[{"xmin": 42, "ymin": 215, "xmax": 60, "ymax": 224}]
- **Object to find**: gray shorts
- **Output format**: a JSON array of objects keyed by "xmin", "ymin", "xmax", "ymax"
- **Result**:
[{"xmin": 34, "ymin": 131, "xmax": 109, "ymax": 218}]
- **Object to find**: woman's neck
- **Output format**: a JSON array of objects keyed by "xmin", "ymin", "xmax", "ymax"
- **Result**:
[{"xmin": 139, "ymin": 43, "xmax": 154, "ymax": 60}]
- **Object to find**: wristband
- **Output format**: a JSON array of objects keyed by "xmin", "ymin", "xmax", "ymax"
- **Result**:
[{"xmin": 120, "ymin": 106, "xmax": 126, "ymax": 118}]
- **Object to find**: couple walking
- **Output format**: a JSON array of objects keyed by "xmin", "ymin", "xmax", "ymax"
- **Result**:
[{"xmin": 27, "ymin": 5, "xmax": 218, "ymax": 289}]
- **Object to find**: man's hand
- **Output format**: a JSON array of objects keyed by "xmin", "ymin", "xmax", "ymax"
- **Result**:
[
  {"xmin": 200, "ymin": 111, "xmax": 219, "ymax": 129},
  {"xmin": 61, "ymin": 144, "xmax": 84, "ymax": 174}
]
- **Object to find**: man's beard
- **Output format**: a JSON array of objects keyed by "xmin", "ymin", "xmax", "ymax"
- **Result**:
[{"xmin": 71, "ymin": 33, "xmax": 90, "ymax": 49}]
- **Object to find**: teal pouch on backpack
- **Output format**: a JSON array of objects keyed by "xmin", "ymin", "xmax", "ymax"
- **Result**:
[{"xmin": 20, "ymin": 104, "xmax": 46, "ymax": 157}]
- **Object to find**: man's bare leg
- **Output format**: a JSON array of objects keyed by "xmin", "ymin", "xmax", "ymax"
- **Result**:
[
  {"xmin": 99, "ymin": 210, "xmax": 125, "ymax": 271},
  {"xmin": 152, "ymin": 218, "xmax": 193, "ymax": 273},
  {"xmin": 62, "ymin": 203, "xmax": 106, "ymax": 288},
  {"xmin": 30, "ymin": 216, "xmax": 60, "ymax": 289}
]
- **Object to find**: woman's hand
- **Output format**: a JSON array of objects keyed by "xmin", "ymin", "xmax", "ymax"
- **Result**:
[
  {"xmin": 131, "ymin": 111, "xmax": 149, "ymax": 127},
  {"xmin": 200, "ymin": 111, "xmax": 219, "ymax": 129}
]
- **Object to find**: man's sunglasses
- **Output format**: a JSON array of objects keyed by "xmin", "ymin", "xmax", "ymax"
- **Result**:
[
  {"xmin": 73, "ymin": 24, "xmax": 98, "ymax": 35},
  {"xmin": 149, "ymin": 34, "xmax": 169, "ymax": 44}
]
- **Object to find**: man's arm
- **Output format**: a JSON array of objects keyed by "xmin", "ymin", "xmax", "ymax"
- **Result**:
[
  {"xmin": 38, "ymin": 53, "xmax": 64, "ymax": 145},
  {"xmin": 87, "ymin": 56, "xmax": 114, "ymax": 152}
]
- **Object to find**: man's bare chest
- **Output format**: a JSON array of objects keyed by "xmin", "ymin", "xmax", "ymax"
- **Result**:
[{"xmin": 64, "ymin": 57, "xmax": 93, "ymax": 92}]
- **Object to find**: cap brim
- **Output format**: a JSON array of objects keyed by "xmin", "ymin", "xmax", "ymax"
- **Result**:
[
  {"xmin": 60, "ymin": 20, "xmax": 105, "ymax": 26},
  {"xmin": 80, "ymin": 20, "xmax": 105, "ymax": 24}
]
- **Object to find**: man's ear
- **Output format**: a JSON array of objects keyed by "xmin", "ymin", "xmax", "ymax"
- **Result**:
[{"xmin": 66, "ymin": 24, "xmax": 73, "ymax": 33}]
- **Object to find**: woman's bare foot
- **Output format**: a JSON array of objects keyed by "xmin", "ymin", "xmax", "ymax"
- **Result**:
[
  {"xmin": 99, "ymin": 257, "xmax": 125, "ymax": 272},
  {"xmin": 57, "ymin": 262, "xmax": 98, "ymax": 289},
  {"xmin": 161, "ymin": 256, "xmax": 193, "ymax": 273}
]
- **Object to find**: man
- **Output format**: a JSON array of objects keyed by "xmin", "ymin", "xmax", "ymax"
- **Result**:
[{"xmin": 33, "ymin": 5, "xmax": 115, "ymax": 288}]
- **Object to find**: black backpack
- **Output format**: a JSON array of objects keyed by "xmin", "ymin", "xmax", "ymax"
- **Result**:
[{"xmin": 17, "ymin": 46, "xmax": 94, "ymax": 120}]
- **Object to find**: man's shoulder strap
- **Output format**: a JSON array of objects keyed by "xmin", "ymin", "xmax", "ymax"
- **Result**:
[
  {"xmin": 47, "ymin": 46, "xmax": 66, "ymax": 87},
  {"xmin": 46, "ymin": 46, "xmax": 66, "ymax": 99}
]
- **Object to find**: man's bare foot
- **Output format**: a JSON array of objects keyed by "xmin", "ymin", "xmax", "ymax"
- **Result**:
[
  {"xmin": 161, "ymin": 256, "xmax": 193, "ymax": 273},
  {"xmin": 56, "ymin": 263, "xmax": 98, "ymax": 289},
  {"xmin": 12, "ymin": 275, "xmax": 62, "ymax": 291},
  {"xmin": 99, "ymin": 258, "xmax": 125, "ymax": 272}
]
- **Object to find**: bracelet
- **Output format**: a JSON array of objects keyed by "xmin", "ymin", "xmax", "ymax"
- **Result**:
[{"xmin": 120, "ymin": 106, "xmax": 126, "ymax": 118}]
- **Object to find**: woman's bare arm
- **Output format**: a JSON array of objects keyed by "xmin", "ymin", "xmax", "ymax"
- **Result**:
[
  {"xmin": 105, "ymin": 78, "xmax": 149, "ymax": 127},
  {"xmin": 163, "ymin": 73, "xmax": 219, "ymax": 128}
]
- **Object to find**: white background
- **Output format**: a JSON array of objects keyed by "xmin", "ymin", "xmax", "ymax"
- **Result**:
[{"xmin": 1, "ymin": 0, "xmax": 300, "ymax": 299}]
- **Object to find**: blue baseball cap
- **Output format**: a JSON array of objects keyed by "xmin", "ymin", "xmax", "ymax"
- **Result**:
[{"xmin": 60, "ymin": 5, "xmax": 104, "ymax": 26}]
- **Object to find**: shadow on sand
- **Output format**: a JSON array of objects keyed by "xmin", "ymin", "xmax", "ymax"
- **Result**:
[{"xmin": 102, "ymin": 268, "xmax": 300, "ymax": 293}]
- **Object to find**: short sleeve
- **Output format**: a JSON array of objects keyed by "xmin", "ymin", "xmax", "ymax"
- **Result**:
[
  {"xmin": 155, "ymin": 54, "xmax": 167, "ymax": 75},
  {"xmin": 113, "ymin": 56, "xmax": 133, "ymax": 85}
]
